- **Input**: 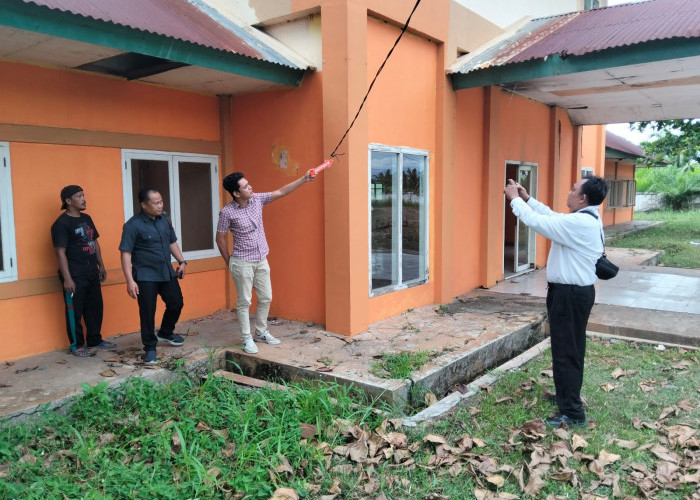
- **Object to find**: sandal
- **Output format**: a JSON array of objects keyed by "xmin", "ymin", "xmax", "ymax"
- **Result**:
[{"xmin": 71, "ymin": 347, "xmax": 96, "ymax": 357}]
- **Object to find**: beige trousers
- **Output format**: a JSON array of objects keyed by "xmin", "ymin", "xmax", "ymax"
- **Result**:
[{"xmin": 229, "ymin": 256, "xmax": 272, "ymax": 340}]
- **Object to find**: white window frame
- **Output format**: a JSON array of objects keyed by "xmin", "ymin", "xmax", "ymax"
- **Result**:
[
  {"xmin": 581, "ymin": 167, "xmax": 594, "ymax": 178},
  {"xmin": 121, "ymin": 150, "xmax": 220, "ymax": 261},
  {"xmin": 606, "ymin": 179, "xmax": 635, "ymax": 208},
  {"xmin": 368, "ymin": 144, "xmax": 429, "ymax": 297},
  {"xmin": 0, "ymin": 142, "xmax": 18, "ymax": 283},
  {"xmin": 626, "ymin": 180, "xmax": 636, "ymax": 206}
]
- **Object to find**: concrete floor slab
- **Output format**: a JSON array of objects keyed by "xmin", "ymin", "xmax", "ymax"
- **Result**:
[{"xmin": 1, "ymin": 299, "xmax": 546, "ymax": 422}]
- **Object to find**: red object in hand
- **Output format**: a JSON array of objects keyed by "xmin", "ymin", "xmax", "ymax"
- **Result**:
[{"xmin": 310, "ymin": 158, "xmax": 334, "ymax": 176}]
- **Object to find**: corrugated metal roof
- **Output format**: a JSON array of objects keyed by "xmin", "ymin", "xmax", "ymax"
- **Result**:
[
  {"xmin": 452, "ymin": 0, "xmax": 700, "ymax": 74},
  {"xmin": 18, "ymin": 0, "xmax": 304, "ymax": 68},
  {"xmin": 606, "ymin": 131, "xmax": 644, "ymax": 158}
]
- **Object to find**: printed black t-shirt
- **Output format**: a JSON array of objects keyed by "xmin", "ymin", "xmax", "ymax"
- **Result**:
[{"xmin": 51, "ymin": 212, "xmax": 100, "ymax": 278}]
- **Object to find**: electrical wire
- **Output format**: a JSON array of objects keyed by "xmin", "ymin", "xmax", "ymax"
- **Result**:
[{"xmin": 329, "ymin": 0, "xmax": 422, "ymax": 158}]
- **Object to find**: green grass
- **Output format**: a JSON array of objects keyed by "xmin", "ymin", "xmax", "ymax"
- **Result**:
[
  {"xmin": 1, "ymin": 339, "xmax": 698, "ymax": 499},
  {"xmin": 608, "ymin": 209, "xmax": 700, "ymax": 268},
  {"xmin": 0, "ymin": 376, "xmax": 387, "ymax": 500},
  {"xmin": 369, "ymin": 350, "xmax": 430, "ymax": 379},
  {"xmin": 329, "ymin": 339, "xmax": 700, "ymax": 499}
]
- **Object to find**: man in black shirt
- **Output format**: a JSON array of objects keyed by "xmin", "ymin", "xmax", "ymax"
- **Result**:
[
  {"xmin": 119, "ymin": 187, "xmax": 187, "ymax": 365},
  {"xmin": 51, "ymin": 185, "xmax": 116, "ymax": 357}
]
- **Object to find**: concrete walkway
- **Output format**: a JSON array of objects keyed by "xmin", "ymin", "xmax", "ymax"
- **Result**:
[{"xmin": 491, "ymin": 247, "xmax": 700, "ymax": 345}]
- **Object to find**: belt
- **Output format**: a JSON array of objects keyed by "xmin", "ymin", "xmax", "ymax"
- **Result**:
[{"xmin": 547, "ymin": 282, "xmax": 594, "ymax": 289}]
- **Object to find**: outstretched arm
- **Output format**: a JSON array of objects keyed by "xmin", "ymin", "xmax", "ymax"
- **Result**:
[{"xmin": 269, "ymin": 169, "xmax": 316, "ymax": 203}]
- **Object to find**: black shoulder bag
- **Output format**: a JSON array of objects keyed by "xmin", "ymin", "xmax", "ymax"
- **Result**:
[{"xmin": 581, "ymin": 211, "xmax": 619, "ymax": 280}]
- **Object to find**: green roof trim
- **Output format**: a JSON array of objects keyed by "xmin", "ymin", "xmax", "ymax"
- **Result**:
[
  {"xmin": 0, "ymin": 0, "xmax": 304, "ymax": 87},
  {"xmin": 451, "ymin": 37, "xmax": 700, "ymax": 91},
  {"xmin": 605, "ymin": 148, "xmax": 642, "ymax": 161}
]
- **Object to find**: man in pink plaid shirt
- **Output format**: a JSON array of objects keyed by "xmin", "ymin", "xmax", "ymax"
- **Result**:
[{"xmin": 216, "ymin": 170, "xmax": 315, "ymax": 354}]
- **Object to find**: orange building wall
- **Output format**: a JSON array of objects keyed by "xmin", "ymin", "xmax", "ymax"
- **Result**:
[
  {"xmin": 229, "ymin": 74, "xmax": 326, "ymax": 325},
  {"xmin": 581, "ymin": 125, "xmax": 606, "ymax": 177},
  {"xmin": 454, "ymin": 87, "xmax": 582, "ymax": 288},
  {"xmin": 452, "ymin": 87, "xmax": 485, "ymax": 295},
  {"xmin": 366, "ymin": 16, "xmax": 438, "ymax": 322},
  {"xmin": 0, "ymin": 62, "xmax": 226, "ymax": 361},
  {"xmin": 0, "ymin": 61, "xmax": 219, "ymax": 140}
]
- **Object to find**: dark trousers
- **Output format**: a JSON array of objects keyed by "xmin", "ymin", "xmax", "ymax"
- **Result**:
[
  {"xmin": 136, "ymin": 278, "xmax": 184, "ymax": 352},
  {"xmin": 546, "ymin": 282, "xmax": 595, "ymax": 420},
  {"xmin": 60, "ymin": 273, "xmax": 104, "ymax": 348}
]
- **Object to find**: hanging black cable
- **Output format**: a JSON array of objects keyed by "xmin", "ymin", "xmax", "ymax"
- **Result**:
[{"xmin": 329, "ymin": 0, "xmax": 422, "ymax": 158}]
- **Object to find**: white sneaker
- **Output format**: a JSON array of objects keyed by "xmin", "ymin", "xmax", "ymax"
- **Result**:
[
  {"xmin": 243, "ymin": 337, "xmax": 258, "ymax": 354},
  {"xmin": 254, "ymin": 331, "xmax": 281, "ymax": 345}
]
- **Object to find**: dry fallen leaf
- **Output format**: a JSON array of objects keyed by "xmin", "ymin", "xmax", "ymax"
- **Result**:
[
  {"xmin": 638, "ymin": 380, "xmax": 656, "ymax": 394},
  {"xmin": 524, "ymin": 473, "xmax": 545, "ymax": 496},
  {"xmin": 671, "ymin": 360, "xmax": 692, "ymax": 370},
  {"xmin": 599, "ymin": 382, "xmax": 617, "ymax": 392},
  {"xmin": 425, "ymin": 392, "xmax": 438, "ymax": 406},
  {"xmin": 677, "ymin": 399, "xmax": 694, "ymax": 412},
  {"xmin": 99, "ymin": 369, "xmax": 117, "ymax": 377},
  {"xmin": 597, "ymin": 449, "xmax": 621, "ymax": 466},
  {"xmin": 550, "ymin": 469, "xmax": 575, "ymax": 482},
  {"xmin": 486, "ymin": 474, "xmax": 505, "ymax": 488},
  {"xmin": 330, "ymin": 464, "xmax": 352, "ymax": 474},
  {"xmin": 665, "ymin": 424, "xmax": 696, "ymax": 447},
  {"xmin": 424, "ymin": 434, "xmax": 448, "ymax": 445},
  {"xmin": 300, "ymin": 423, "xmax": 318, "ymax": 439},
  {"xmin": 679, "ymin": 471, "xmax": 700, "ymax": 484},
  {"xmin": 650, "ymin": 444, "xmax": 681, "ymax": 464},
  {"xmin": 171, "ymin": 432, "xmax": 181, "ymax": 454},
  {"xmin": 572, "ymin": 434, "xmax": 588, "ymax": 451},
  {"xmin": 521, "ymin": 418, "xmax": 547, "ymax": 440},
  {"xmin": 658, "ymin": 406, "xmax": 679, "ymax": 420},
  {"xmin": 99, "ymin": 433, "xmax": 116, "ymax": 445},
  {"xmin": 610, "ymin": 439, "xmax": 637, "ymax": 449}
]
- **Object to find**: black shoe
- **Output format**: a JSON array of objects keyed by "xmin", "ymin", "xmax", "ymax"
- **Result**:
[
  {"xmin": 156, "ymin": 332, "xmax": 184, "ymax": 346},
  {"xmin": 546, "ymin": 413, "xmax": 587, "ymax": 428},
  {"xmin": 143, "ymin": 350, "xmax": 157, "ymax": 365}
]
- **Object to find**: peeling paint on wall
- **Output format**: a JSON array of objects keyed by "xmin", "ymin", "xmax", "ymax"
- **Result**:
[{"xmin": 271, "ymin": 144, "xmax": 300, "ymax": 174}]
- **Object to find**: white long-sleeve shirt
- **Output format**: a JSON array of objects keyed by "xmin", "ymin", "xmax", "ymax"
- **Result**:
[{"xmin": 510, "ymin": 197, "xmax": 603, "ymax": 286}]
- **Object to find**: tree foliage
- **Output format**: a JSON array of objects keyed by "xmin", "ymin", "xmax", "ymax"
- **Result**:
[
  {"xmin": 632, "ymin": 120, "xmax": 700, "ymax": 210},
  {"xmin": 633, "ymin": 119, "xmax": 700, "ymax": 169}
]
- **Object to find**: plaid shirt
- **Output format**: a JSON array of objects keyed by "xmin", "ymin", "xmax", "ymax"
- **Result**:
[{"xmin": 217, "ymin": 192, "xmax": 271, "ymax": 262}]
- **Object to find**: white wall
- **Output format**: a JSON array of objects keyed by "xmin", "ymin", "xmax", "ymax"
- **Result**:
[{"xmin": 453, "ymin": 0, "xmax": 580, "ymax": 28}]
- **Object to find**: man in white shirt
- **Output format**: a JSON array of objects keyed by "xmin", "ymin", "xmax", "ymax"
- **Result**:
[{"xmin": 504, "ymin": 175, "xmax": 608, "ymax": 428}]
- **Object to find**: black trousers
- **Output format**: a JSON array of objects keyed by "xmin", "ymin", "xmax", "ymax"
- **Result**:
[
  {"xmin": 547, "ymin": 282, "xmax": 595, "ymax": 420},
  {"xmin": 60, "ymin": 273, "xmax": 104, "ymax": 348},
  {"xmin": 136, "ymin": 278, "xmax": 184, "ymax": 352}
]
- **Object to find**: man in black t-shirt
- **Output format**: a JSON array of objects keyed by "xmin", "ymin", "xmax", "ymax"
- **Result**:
[{"xmin": 51, "ymin": 185, "xmax": 116, "ymax": 356}]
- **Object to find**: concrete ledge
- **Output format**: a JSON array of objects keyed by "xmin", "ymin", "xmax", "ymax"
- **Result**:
[
  {"xmin": 224, "ymin": 351, "xmax": 407, "ymax": 404},
  {"xmin": 225, "ymin": 318, "xmax": 546, "ymax": 408},
  {"xmin": 588, "ymin": 304, "xmax": 700, "ymax": 347},
  {"xmin": 1, "ymin": 347, "xmax": 227, "ymax": 425},
  {"xmin": 404, "ymin": 338, "xmax": 551, "ymax": 427}
]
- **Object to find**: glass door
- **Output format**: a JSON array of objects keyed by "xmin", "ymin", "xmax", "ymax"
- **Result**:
[{"xmin": 513, "ymin": 165, "xmax": 536, "ymax": 273}]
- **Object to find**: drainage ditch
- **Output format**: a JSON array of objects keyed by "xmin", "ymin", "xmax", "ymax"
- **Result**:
[{"xmin": 222, "ymin": 294, "xmax": 548, "ymax": 416}]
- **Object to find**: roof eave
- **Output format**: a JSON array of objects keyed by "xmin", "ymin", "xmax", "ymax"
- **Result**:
[
  {"xmin": 450, "ymin": 37, "xmax": 700, "ymax": 91},
  {"xmin": 0, "ymin": 0, "xmax": 305, "ymax": 87},
  {"xmin": 605, "ymin": 148, "xmax": 643, "ymax": 162}
]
